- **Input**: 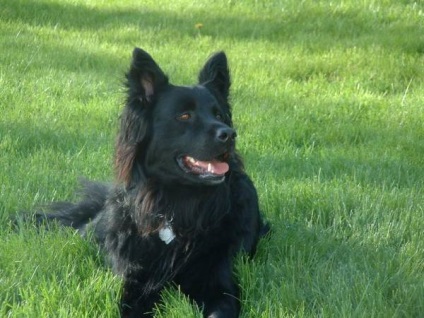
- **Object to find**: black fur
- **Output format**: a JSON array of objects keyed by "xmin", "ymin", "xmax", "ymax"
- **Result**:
[{"xmin": 33, "ymin": 48, "xmax": 269, "ymax": 317}]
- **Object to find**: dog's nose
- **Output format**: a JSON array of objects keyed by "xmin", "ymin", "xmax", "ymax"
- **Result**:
[{"xmin": 216, "ymin": 127, "xmax": 237, "ymax": 143}]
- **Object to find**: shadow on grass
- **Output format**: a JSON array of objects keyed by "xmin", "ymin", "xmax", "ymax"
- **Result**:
[{"xmin": 3, "ymin": 0, "xmax": 424, "ymax": 53}]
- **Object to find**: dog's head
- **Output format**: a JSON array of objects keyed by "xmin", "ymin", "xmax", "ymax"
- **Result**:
[{"xmin": 116, "ymin": 48, "xmax": 238, "ymax": 188}]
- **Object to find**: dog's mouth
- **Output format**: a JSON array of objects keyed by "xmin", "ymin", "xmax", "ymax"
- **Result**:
[{"xmin": 177, "ymin": 153, "xmax": 230, "ymax": 183}]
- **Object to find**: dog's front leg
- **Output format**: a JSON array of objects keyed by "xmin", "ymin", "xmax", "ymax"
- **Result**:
[
  {"xmin": 203, "ymin": 295, "xmax": 240, "ymax": 318},
  {"xmin": 120, "ymin": 278, "xmax": 162, "ymax": 318},
  {"xmin": 199, "ymin": 258, "xmax": 241, "ymax": 318}
]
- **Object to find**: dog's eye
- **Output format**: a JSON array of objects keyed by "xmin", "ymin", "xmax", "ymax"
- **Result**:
[
  {"xmin": 216, "ymin": 113, "xmax": 223, "ymax": 121},
  {"xmin": 177, "ymin": 113, "xmax": 191, "ymax": 121}
]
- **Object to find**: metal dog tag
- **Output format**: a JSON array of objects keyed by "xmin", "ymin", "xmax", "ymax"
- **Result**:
[{"xmin": 159, "ymin": 223, "xmax": 175, "ymax": 244}]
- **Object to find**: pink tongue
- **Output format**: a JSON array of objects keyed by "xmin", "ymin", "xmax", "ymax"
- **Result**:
[{"xmin": 196, "ymin": 159, "xmax": 229, "ymax": 175}]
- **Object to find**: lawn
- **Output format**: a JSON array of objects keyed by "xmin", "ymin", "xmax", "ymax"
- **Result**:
[{"xmin": 1, "ymin": 0, "xmax": 423, "ymax": 317}]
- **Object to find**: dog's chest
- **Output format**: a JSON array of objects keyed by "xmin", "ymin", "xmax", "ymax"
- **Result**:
[{"xmin": 156, "ymin": 218, "xmax": 232, "ymax": 250}]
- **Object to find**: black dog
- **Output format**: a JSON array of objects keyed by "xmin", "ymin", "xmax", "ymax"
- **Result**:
[{"xmin": 34, "ymin": 48, "xmax": 269, "ymax": 317}]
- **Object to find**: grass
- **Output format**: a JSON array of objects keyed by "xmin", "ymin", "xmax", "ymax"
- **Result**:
[{"xmin": 1, "ymin": 0, "xmax": 423, "ymax": 317}]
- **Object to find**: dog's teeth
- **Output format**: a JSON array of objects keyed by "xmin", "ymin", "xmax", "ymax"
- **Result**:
[
  {"xmin": 188, "ymin": 157, "xmax": 196, "ymax": 164},
  {"xmin": 208, "ymin": 163, "xmax": 213, "ymax": 172}
]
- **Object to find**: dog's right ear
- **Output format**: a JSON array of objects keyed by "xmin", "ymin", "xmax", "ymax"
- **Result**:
[
  {"xmin": 117, "ymin": 49, "xmax": 169, "ymax": 188},
  {"xmin": 127, "ymin": 48, "xmax": 169, "ymax": 104}
]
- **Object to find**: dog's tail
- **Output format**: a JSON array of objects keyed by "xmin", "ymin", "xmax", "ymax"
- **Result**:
[{"xmin": 31, "ymin": 181, "xmax": 110, "ymax": 231}]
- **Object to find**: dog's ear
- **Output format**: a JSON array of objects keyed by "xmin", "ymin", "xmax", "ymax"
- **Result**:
[
  {"xmin": 117, "ymin": 48, "xmax": 168, "ymax": 188},
  {"xmin": 127, "ymin": 48, "xmax": 169, "ymax": 103},
  {"xmin": 198, "ymin": 52, "xmax": 231, "ymax": 101}
]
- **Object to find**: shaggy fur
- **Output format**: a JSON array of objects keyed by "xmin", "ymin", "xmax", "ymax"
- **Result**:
[{"xmin": 34, "ymin": 48, "xmax": 269, "ymax": 317}]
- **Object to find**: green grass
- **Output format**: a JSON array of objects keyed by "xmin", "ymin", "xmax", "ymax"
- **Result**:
[{"xmin": 1, "ymin": 0, "xmax": 423, "ymax": 317}]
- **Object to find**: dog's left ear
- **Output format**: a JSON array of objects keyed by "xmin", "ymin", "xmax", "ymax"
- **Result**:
[{"xmin": 198, "ymin": 52, "xmax": 231, "ymax": 101}]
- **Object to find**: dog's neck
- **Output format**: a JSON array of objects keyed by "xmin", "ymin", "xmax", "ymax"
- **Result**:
[{"xmin": 132, "ymin": 180, "xmax": 231, "ymax": 238}]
